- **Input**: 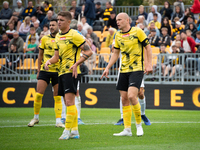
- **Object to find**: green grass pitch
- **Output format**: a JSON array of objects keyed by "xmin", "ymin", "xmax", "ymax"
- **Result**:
[{"xmin": 0, "ymin": 108, "xmax": 200, "ymax": 150}]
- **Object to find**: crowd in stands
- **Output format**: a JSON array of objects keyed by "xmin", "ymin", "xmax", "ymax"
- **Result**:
[{"xmin": 1, "ymin": 0, "xmax": 200, "ymax": 79}]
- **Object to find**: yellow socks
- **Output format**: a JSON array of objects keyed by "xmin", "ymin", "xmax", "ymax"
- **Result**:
[
  {"xmin": 71, "ymin": 109, "xmax": 78, "ymax": 131},
  {"xmin": 132, "ymin": 102, "xmax": 141, "ymax": 124},
  {"xmin": 34, "ymin": 92, "xmax": 43, "ymax": 115},
  {"xmin": 54, "ymin": 96, "xmax": 62, "ymax": 118},
  {"xmin": 123, "ymin": 105, "xmax": 132, "ymax": 129},
  {"xmin": 65, "ymin": 105, "xmax": 76, "ymax": 130}
]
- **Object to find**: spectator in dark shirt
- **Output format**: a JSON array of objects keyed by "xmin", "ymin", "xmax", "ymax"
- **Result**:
[
  {"xmin": 138, "ymin": 5, "xmax": 148, "ymax": 19},
  {"xmin": 43, "ymin": 1, "xmax": 52, "ymax": 14},
  {"xmin": 102, "ymin": 2, "xmax": 114, "ymax": 26},
  {"xmin": 158, "ymin": 27, "xmax": 171, "ymax": 47},
  {"xmin": 70, "ymin": 0, "xmax": 81, "ymax": 20},
  {"xmin": 35, "ymin": 4, "xmax": 46, "ymax": 23},
  {"xmin": 95, "ymin": 2, "xmax": 104, "ymax": 20},
  {"xmin": 161, "ymin": 17, "xmax": 172, "ymax": 36},
  {"xmin": 84, "ymin": 0, "xmax": 96, "ymax": 26},
  {"xmin": 160, "ymin": 1, "xmax": 173, "ymax": 20},
  {"xmin": 40, "ymin": 10, "xmax": 53, "ymax": 29},
  {"xmin": 148, "ymin": 29, "xmax": 160, "ymax": 47},
  {"xmin": 0, "ymin": 1, "xmax": 12, "ymax": 20},
  {"xmin": 107, "ymin": 11, "xmax": 118, "ymax": 29},
  {"xmin": 0, "ymin": 33, "xmax": 10, "ymax": 55},
  {"xmin": 8, "ymin": 31, "xmax": 24, "ymax": 53}
]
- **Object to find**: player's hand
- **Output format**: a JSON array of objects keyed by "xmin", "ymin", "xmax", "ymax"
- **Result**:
[
  {"xmin": 69, "ymin": 63, "xmax": 78, "ymax": 78},
  {"xmin": 100, "ymin": 68, "xmax": 109, "ymax": 79},
  {"xmin": 45, "ymin": 60, "xmax": 51, "ymax": 70},
  {"xmin": 144, "ymin": 65, "xmax": 153, "ymax": 75}
]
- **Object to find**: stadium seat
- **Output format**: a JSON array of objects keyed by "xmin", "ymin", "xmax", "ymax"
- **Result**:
[
  {"xmin": 0, "ymin": 58, "xmax": 6, "ymax": 69},
  {"xmin": 33, "ymin": 59, "xmax": 38, "ymax": 70},
  {"xmin": 165, "ymin": 47, "xmax": 171, "ymax": 54},
  {"xmin": 152, "ymin": 56, "xmax": 157, "ymax": 66},
  {"xmin": 152, "ymin": 47, "xmax": 160, "ymax": 54},
  {"xmin": 17, "ymin": 58, "xmax": 35, "ymax": 70},
  {"xmin": 93, "ymin": 31, "xmax": 102, "ymax": 41},
  {"xmin": 100, "ymin": 47, "xmax": 110, "ymax": 54},
  {"xmin": 101, "ymin": 42, "xmax": 107, "ymax": 49}
]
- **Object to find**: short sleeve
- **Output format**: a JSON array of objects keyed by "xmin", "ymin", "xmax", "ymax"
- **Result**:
[
  {"xmin": 73, "ymin": 31, "xmax": 86, "ymax": 47},
  {"xmin": 114, "ymin": 32, "xmax": 120, "ymax": 49},
  {"xmin": 54, "ymin": 35, "xmax": 59, "ymax": 51},
  {"xmin": 39, "ymin": 36, "xmax": 45, "ymax": 50},
  {"xmin": 137, "ymin": 28, "xmax": 149, "ymax": 47}
]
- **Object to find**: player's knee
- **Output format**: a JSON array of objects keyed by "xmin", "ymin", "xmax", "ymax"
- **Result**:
[
  {"xmin": 121, "ymin": 96, "xmax": 129, "ymax": 106},
  {"xmin": 128, "ymin": 94, "xmax": 137, "ymax": 102}
]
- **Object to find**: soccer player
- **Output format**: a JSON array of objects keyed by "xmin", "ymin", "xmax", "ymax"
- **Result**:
[
  {"xmin": 28, "ymin": 19, "xmax": 64, "ymax": 128},
  {"xmin": 101, "ymin": 12, "xmax": 152, "ymax": 136},
  {"xmin": 44, "ymin": 11, "xmax": 93, "ymax": 140},
  {"xmin": 115, "ymin": 80, "xmax": 151, "ymax": 126}
]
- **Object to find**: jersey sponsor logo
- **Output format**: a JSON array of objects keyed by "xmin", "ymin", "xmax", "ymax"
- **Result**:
[
  {"xmin": 51, "ymin": 40, "xmax": 55, "ymax": 42},
  {"xmin": 60, "ymin": 37, "xmax": 66, "ymax": 40},
  {"xmin": 122, "ymin": 33, "xmax": 130, "ymax": 37}
]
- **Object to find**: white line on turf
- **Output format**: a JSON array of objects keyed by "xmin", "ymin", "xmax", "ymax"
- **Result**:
[{"xmin": 0, "ymin": 122, "xmax": 200, "ymax": 128}]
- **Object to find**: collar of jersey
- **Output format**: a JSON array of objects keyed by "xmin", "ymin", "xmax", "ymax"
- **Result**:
[
  {"xmin": 59, "ymin": 29, "xmax": 71, "ymax": 35},
  {"xmin": 50, "ymin": 34, "xmax": 55, "ymax": 38},
  {"xmin": 121, "ymin": 27, "xmax": 132, "ymax": 34}
]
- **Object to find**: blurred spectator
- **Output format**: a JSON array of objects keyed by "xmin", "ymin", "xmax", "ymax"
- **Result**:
[
  {"xmin": 43, "ymin": 1, "xmax": 52, "ymax": 14},
  {"xmin": 0, "ymin": 1, "xmax": 12, "ymax": 20},
  {"xmin": 107, "ymin": 11, "xmax": 118, "ymax": 29},
  {"xmin": 138, "ymin": 5, "xmax": 147, "ymax": 20},
  {"xmin": 21, "ymin": 1, "xmax": 36, "ymax": 18},
  {"xmin": 187, "ymin": 23, "xmax": 197, "ymax": 39},
  {"xmin": 170, "ymin": 34, "xmax": 181, "ymax": 52},
  {"xmin": 48, "ymin": 7, "xmax": 57, "ymax": 19},
  {"xmin": 84, "ymin": 0, "xmax": 95, "ymax": 26},
  {"xmin": 148, "ymin": 13, "xmax": 161, "ymax": 29},
  {"xmin": 158, "ymin": 27, "xmax": 171, "ymax": 47},
  {"xmin": 33, "ymin": 22, "xmax": 42, "ymax": 36},
  {"xmin": 172, "ymin": 21, "xmax": 183, "ymax": 40},
  {"xmin": 6, "ymin": 23, "xmax": 16, "ymax": 39},
  {"xmin": 195, "ymin": 31, "xmax": 200, "ymax": 49},
  {"xmin": 175, "ymin": 41, "xmax": 184, "ymax": 53},
  {"xmin": 70, "ymin": 9, "xmax": 78, "ymax": 29},
  {"xmin": 31, "ymin": 16, "xmax": 40, "ymax": 25},
  {"xmin": 25, "ymin": 36, "xmax": 37, "ymax": 57},
  {"xmin": 40, "ymin": 10, "xmax": 53, "ymax": 29},
  {"xmin": 6, "ymin": 0, "xmax": 24, "ymax": 26},
  {"xmin": 147, "ymin": 5, "xmax": 161, "ymax": 24},
  {"xmin": 185, "ymin": 15, "xmax": 195, "ymax": 30},
  {"xmin": 160, "ymin": 1, "xmax": 173, "ymax": 20},
  {"xmin": 70, "ymin": 0, "xmax": 81, "ymax": 20},
  {"xmin": 35, "ymin": 4, "xmax": 46, "ymax": 23},
  {"xmin": 8, "ymin": 31, "xmax": 24, "ymax": 53},
  {"xmin": 182, "ymin": 8, "xmax": 194, "ymax": 25},
  {"xmin": 181, "ymin": 31, "xmax": 196, "ymax": 53},
  {"xmin": 0, "ymin": 33, "xmax": 10, "ymax": 54},
  {"xmin": 81, "ymin": 17, "xmax": 90, "ymax": 31},
  {"xmin": 164, "ymin": 44, "xmax": 182, "ymax": 79},
  {"xmin": 191, "ymin": 0, "xmax": 200, "ymax": 21},
  {"xmin": 136, "ymin": 15, "xmax": 147, "ymax": 27},
  {"xmin": 173, "ymin": 0, "xmax": 185, "ymax": 13},
  {"xmin": 161, "ymin": 17, "xmax": 172, "ymax": 36},
  {"xmin": 186, "ymin": 29, "xmax": 194, "ymax": 40},
  {"xmin": 148, "ymin": 29, "xmax": 160, "ymax": 47},
  {"xmin": 129, "ymin": 17, "xmax": 134, "ymax": 27},
  {"xmin": 87, "ymin": 26, "xmax": 100, "ymax": 49},
  {"xmin": 25, "ymin": 27, "xmax": 39, "ymax": 49},
  {"xmin": 1, "ymin": 44, "xmax": 20, "ymax": 74},
  {"xmin": 105, "ymin": 27, "xmax": 117, "ymax": 48},
  {"xmin": 103, "ymin": 2, "xmax": 114, "ymax": 26},
  {"xmin": 95, "ymin": 2, "xmax": 104, "ymax": 20},
  {"xmin": 19, "ymin": 16, "xmax": 31, "ymax": 36},
  {"xmin": 146, "ymin": 22, "xmax": 160, "ymax": 36},
  {"xmin": 86, "ymin": 34, "xmax": 96, "ymax": 53},
  {"xmin": 172, "ymin": 5, "xmax": 184, "ymax": 23},
  {"xmin": 138, "ymin": 23, "xmax": 148, "ymax": 35},
  {"xmin": 77, "ymin": 23, "xmax": 87, "ymax": 37},
  {"xmin": 39, "ymin": 24, "xmax": 50, "ymax": 39}
]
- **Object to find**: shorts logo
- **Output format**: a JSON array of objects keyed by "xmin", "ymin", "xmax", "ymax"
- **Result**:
[
  {"xmin": 65, "ymin": 88, "xmax": 70, "ymax": 92},
  {"xmin": 122, "ymin": 33, "xmax": 130, "ymax": 37},
  {"xmin": 60, "ymin": 37, "xmax": 66, "ymax": 40},
  {"xmin": 130, "ymin": 82, "xmax": 135, "ymax": 85}
]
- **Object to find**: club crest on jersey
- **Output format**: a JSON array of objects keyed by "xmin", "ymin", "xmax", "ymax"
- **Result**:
[
  {"xmin": 51, "ymin": 40, "xmax": 55, "ymax": 42},
  {"xmin": 60, "ymin": 37, "xmax": 66, "ymax": 40},
  {"xmin": 122, "ymin": 33, "xmax": 130, "ymax": 37}
]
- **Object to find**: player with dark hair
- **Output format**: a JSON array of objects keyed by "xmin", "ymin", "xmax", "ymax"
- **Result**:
[
  {"xmin": 45, "ymin": 11, "xmax": 93, "ymax": 140},
  {"xmin": 28, "ymin": 19, "xmax": 64, "ymax": 128}
]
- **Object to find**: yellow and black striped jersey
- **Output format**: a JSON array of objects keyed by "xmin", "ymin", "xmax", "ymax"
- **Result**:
[
  {"xmin": 39, "ymin": 34, "xmax": 59, "ymax": 72},
  {"xmin": 54, "ymin": 29, "xmax": 85, "ymax": 76},
  {"xmin": 114, "ymin": 27, "xmax": 149, "ymax": 73}
]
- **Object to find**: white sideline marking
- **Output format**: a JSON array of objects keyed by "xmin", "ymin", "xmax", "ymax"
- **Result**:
[{"xmin": 0, "ymin": 122, "xmax": 200, "ymax": 128}]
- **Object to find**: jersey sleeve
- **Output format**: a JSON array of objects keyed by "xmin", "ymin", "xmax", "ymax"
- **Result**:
[
  {"xmin": 73, "ymin": 31, "xmax": 86, "ymax": 47},
  {"xmin": 54, "ymin": 35, "xmax": 59, "ymax": 51},
  {"xmin": 114, "ymin": 32, "xmax": 120, "ymax": 49},
  {"xmin": 137, "ymin": 27, "xmax": 150, "ymax": 47},
  {"xmin": 39, "ymin": 36, "xmax": 45, "ymax": 50}
]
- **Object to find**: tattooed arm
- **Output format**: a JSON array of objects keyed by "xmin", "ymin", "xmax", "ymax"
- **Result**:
[{"xmin": 69, "ymin": 41, "xmax": 93, "ymax": 78}]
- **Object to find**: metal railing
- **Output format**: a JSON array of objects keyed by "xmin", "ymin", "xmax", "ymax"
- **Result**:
[{"xmin": 1, "ymin": 53, "xmax": 200, "ymax": 85}]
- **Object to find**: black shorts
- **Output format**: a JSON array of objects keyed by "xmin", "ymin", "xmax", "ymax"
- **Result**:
[
  {"xmin": 116, "ymin": 71, "xmax": 144, "ymax": 91},
  {"xmin": 38, "ymin": 71, "xmax": 58, "ymax": 86},
  {"xmin": 58, "ymin": 73, "xmax": 79, "ymax": 96}
]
